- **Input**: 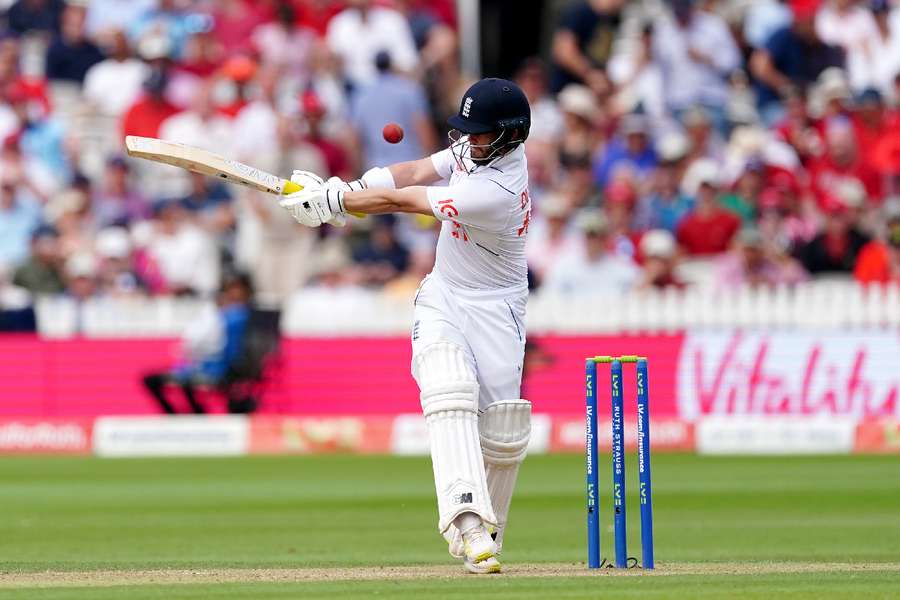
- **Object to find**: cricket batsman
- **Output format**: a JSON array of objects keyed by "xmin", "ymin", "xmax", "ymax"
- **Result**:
[{"xmin": 280, "ymin": 78, "xmax": 532, "ymax": 574}]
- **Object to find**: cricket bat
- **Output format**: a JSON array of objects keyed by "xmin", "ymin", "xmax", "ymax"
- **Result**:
[{"xmin": 124, "ymin": 136, "xmax": 363, "ymax": 217}]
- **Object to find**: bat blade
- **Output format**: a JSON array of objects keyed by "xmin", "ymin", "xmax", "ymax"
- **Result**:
[
  {"xmin": 125, "ymin": 136, "xmax": 363, "ymax": 218},
  {"xmin": 125, "ymin": 136, "xmax": 296, "ymax": 195}
]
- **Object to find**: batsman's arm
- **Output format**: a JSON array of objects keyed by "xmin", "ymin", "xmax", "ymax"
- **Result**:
[
  {"xmin": 342, "ymin": 186, "xmax": 433, "ymax": 217},
  {"xmin": 382, "ymin": 157, "xmax": 443, "ymax": 188}
]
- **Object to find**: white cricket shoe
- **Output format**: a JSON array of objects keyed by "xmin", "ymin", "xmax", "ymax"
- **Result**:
[
  {"xmin": 447, "ymin": 523, "xmax": 499, "ymax": 560},
  {"xmin": 462, "ymin": 524, "xmax": 498, "ymax": 565},
  {"xmin": 464, "ymin": 554, "xmax": 501, "ymax": 574}
]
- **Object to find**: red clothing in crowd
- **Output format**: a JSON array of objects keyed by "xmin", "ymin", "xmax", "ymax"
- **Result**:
[
  {"xmin": 854, "ymin": 241, "xmax": 900, "ymax": 283},
  {"xmin": 121, "ymin": 97, "xmax": 182, "ymax": 138},
  {"xmin": 5, "ymin": 77, "xmax": 51, "ymax": 116},
  {"xmin": 304, "ymin": 135, "xmax": 351, "ymax": 180},
  {"xmin": 294, "ymin": 1, "xmax": 346, "ymax": 36},
  {"xmin": 677, "ymin": 209, "xmax": 741, "ymax": 256},
  {"xmin": 807, "ymin": 152, "xmax": 884, "ymax": 207},
  {"xmin": 213, "ymin": 1, "xmax": 274, "ymax": 53},
  {"xmin": 853, "ymin": 111, "xmax": 900, "ymax": 168}
]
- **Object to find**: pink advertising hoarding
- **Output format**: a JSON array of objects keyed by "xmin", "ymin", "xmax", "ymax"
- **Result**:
[{"xmin": 1, "ymin": 331, "xmax": 898, "ymax": 420}]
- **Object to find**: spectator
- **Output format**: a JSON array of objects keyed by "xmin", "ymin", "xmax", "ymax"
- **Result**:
[
  {"xmin": 550, "ymin": 0, "xmax": 625, "ymax": 95},
  {"xmin": 557, "ymin": 84, "xmax": 603, "ymax": 173},
  {"xmin": 85, "ymin": 0, "xmax": 155, "ymax": 39},
  {"xmin": 743, "ymin": 0, "xmax": 793, "ymax": 49},
  {"xmin": 634, "ymin": 133, "xmax": 693, "ymax": 232},
  {"xmin": 750, "ymin": 0, "xmax": 845, "ymax": 124},
  {"xmin": 809, "ymin": 67, "xmax": 853, "ymax": 122},
  {"xmin": 95, "ymin": 226, "xmax": 142, "ymax": 296},
  {"xmin": 809, "ymin": 117, "xmax": 884, "ymax": 207},
  {"xmin": 394, "ymin": 0, "xmax": 457, "ymax": 72},
  {"xmin": 211, "ymin": 0, "xmax": 271, "ymax": 55},
  {"xmin": 544, "ymin": 210, "xmax": 639, "ymax": 295},
  {"xmin": 607, "ymin": 21, "xmax": 666, "ymax": 121},
  {"xmin": 6, "ymin": 0, "xmax": 64, "ymax": 35},
  {"xmin": 251, "ymin": 1, "xmax": 316, "ymax": 79},
  {"xmin": 177, "ymin": 24, "xmax": 225, "ymax": 79},
  {"xmin": 294, "ymin": 0, "xmax": 345, "ymax": 37},
  {"xmin": 44, "ymin": 3, "xmax": 105, "ymax": 85},
  {"xmin": 652, "ymin": 0, "xmax": 740, "ymax": 132},
  {"xmin": 560, "ymin": 150, "xmax": 599, "ymax": 210},
  {"xmin": 63, "ymin": 252, "xmax": 98, "ymax": 300},
  {"xmin": 720, "ymin": 159, "xmax": 766, "ymax": 225},
  {"xmin": 0, "ymin": 171, "xmax": 42, "ymax": 267},
  {"xmin": 795, "ymin": 199, "xmax": 870, "ymax": 273},
  {"xmin": 758, "ymin": 169, "xmax": 821, "ymax": 249},
  {"xmin": 305, "ymin": 41, "xmax": 353, "ymax": 127},
  {"xmin": 299, "ymin": 91, "xmax": 352, "ymax": 181},
  {"xmin": 859, "ymin": 0, "xmax": 900, "ymax": 98},
  {"xmin": 326, "ymin": 0, "xmax": 419, "ymax": 88},
  {"xmin": 677, "ymin": 163, "xmax": 741, "ymax": 255},
  {"xmin": 47, "ymin": 187, "xmax": 94, "ymax": 258},
  {"xmin": 852, "ymin": 88, "xmax": 894, "ymax": 167},
  {"xmin": 92, "ymin": 156, "xmax": 148, "ymax": 228},
  {"xmin": 138, "ymin": 200, "xmax": 220, "ymax": 297},
  {"xmin": 129, "ymin": 0, "xmax": 196, "ymax": 60},
  {"xmin": 231, "ymin": 66, "xmax": 280, "ymax": 160},
  {"xmin": 602, "ymin": 180, "xmax": 639, "ymax": 257},
  {"xmin": 854, "ymin": 207, "xmax": 900, "ymax": 283},
  {"xmin": 178, "ymin": 173, "xmax": 235, "ymax": 239},
  {"xmin": 83, "ymin": 30, "xmax": 147, "ymax": 117},
  {"xmin": 515, "ymin": 58, "xmax": 564, "ymax": 146},
  {"xmin": 715, "ymin": 227, "xmax": 807, "ymax": 289},
  {"xmin": 351, "ymin": 215, "xmax": 410, "ymax": 286},
  {"xmin": 142, "ymin": 272, "xmax": 252, "ymax": 414},
  {"xmin": 232, "ymin": 113, "xmax": 326, "ymax": 305},
  {"xmin": 383, "ymin": 247, "xmax": 435, "ymax": 300},
  {"xmin": 350, "ymin": 52, "xmax": 436, "ymax": 170},
  {"xmin": 0, "ymin": 35, "xmax": 50, "ymax": 108},
  {"xmin": 309, "ymin": 239, "xmax": 363, "ymax": 293},
  {"xmin": 816, "ymin": 0, "xmax": 878, "ymax": 60},
  {"xmin": 0, "ymin": 262, "xmax": 35, "ymax": 331},
  {"xmin": 121, "ymin": 68, "xmax": 181, "ymax": 139},
  {"xmin": 12, "ymin": 226, "xmax": 64, "ymax": 295},
  {"xmin": 8, "ymin": 84, "xmax": 69, "ymax": 184},
  {"xmin": 637, "ymin": 228, "xmax": 684, "ymax": 289},
  {"xmin": 526, "ymin": 193, "xmax": 580, "ymax": 285},
  {"xmin": 682, "ymin": 105, "xmax": 725, "ymax": 166},
  {"xmin": 214, "ymin": 54, "xmax": 258, "ymax": 118},
  {"xmin": 593, "ymin": 113, "xmax": 657, "ymax": 190},
  {"xmin": 158, "ymin": 81, "xmax": 233, "ymax": 153},
  {"xmin": 773, "ymin": 86, "xmax": 825, "ymax": 163}
]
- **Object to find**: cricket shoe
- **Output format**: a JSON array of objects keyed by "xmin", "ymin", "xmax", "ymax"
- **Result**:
[
  {"xmin": 464, "ymin": 554, "xmax": 501, "ymax": 574},
  {"xmin": 462, "ymin": 524, "xmax": 498, "ymax": 565}
]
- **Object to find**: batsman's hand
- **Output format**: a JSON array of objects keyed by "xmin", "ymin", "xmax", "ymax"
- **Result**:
[
  {"xmin": 280, "ymin": 171, "xmax": 346, "ymax": 228},
  {"xmin": 325, "ymin": 175, "xmax": 366, "ymax": 193}
]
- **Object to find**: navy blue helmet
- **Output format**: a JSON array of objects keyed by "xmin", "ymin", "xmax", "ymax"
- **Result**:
[
  {"xmin": 447, "ymin": 78, "xmax": 531, "ymax": 166},
  {"xmin": 448, "ymin": 78, "xmax": 531, "ymax": 138}
]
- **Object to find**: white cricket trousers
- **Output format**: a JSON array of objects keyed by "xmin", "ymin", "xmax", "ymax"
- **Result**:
[{"xmin": 410, "ymin": 273, "xmax": 527, "ymax": 410}]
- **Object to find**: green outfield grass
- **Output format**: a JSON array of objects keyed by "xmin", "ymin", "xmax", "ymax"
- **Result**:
[{"xmin": 0, "ymin": 453, "xmax": 898, "ymax": 598}]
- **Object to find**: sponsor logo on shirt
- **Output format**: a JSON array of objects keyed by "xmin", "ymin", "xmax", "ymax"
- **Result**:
[{"xmin": 438, "ymin": 199, "xmax": 469, "ymax": 242}]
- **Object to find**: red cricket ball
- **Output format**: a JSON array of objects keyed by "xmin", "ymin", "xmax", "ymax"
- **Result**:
[{"xmin": 383, "ymin": 122, "xmax": 404, "ymax": 144}]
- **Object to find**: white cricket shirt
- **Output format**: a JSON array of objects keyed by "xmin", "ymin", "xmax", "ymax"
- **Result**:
[{"xmin": 426, "ymin": 144, "xmax": 531, "ymax": 292}]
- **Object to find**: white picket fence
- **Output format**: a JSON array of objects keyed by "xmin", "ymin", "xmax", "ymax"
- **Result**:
[{"xmin": 34, "ymin": 280, "xmax": 900, "ymax": 338}]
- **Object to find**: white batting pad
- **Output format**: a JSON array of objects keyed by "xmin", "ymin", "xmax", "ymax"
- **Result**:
[
  {"xmin": 413, "ymin": 342, "xmax": 496, "ymax": 533},
  {"xmin": 479, "ymin": 399, "xmax": 531, "ymax": 550}
]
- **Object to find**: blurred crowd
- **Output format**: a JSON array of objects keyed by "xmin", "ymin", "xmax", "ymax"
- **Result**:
[{"xmin": 0, "ymin": 0, "xmax": 899, "ymax": 318}]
